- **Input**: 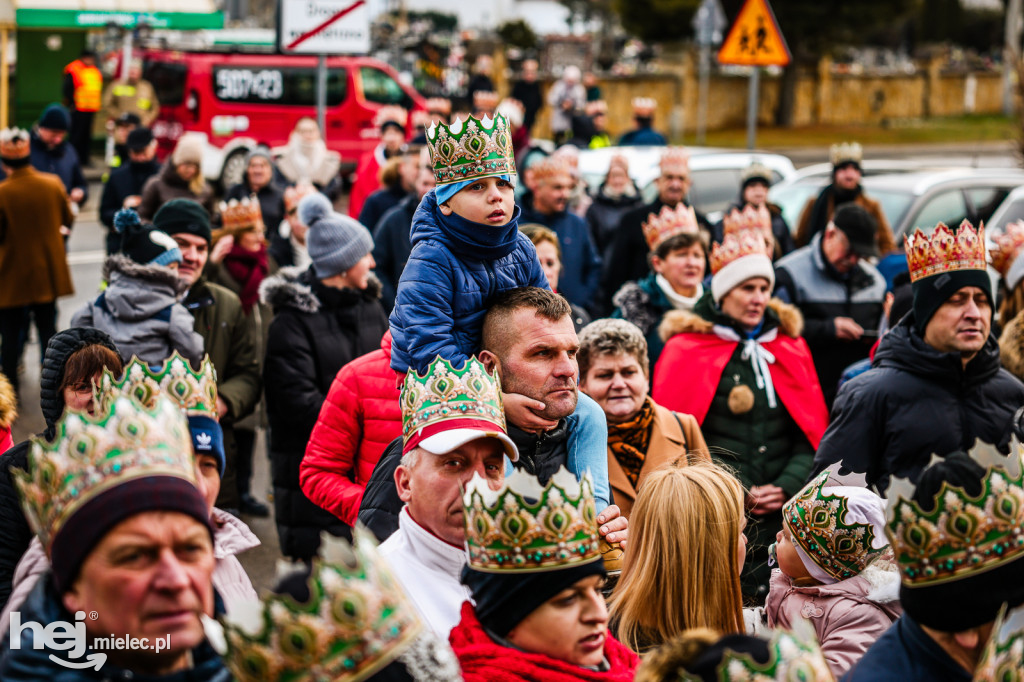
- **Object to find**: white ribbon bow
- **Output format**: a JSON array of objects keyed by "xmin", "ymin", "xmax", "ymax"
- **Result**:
[{"xmin": 713, "ymin": 325, "xmax": 779, "ymax": 409}]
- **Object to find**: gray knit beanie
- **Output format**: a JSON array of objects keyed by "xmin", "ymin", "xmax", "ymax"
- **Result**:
[
  {"xmin": 297, "ymin": 192, "xmax": 333, "ymax": 227},
  {"xmin": 307, "ymin": 213, "xmax": 373, "ymax": 279}
]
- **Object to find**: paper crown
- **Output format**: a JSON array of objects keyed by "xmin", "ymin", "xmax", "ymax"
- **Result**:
[
  {"xmin": 677, "ymin": 624, "xmax": 834, "ymax": 682},
  {"xmin": 426, "ymin": 113, "xmax": 516, "ymax": 186},
  {"xmin": 973, "ymin": 603, "xmax": 1024, "ymax": 682},
  {"xmin": 585, "ymin": 100, "xmax": 608, "ymax": 116},
  {"xmin": 830, "ymin": 141, "xmax": 863, "ymax": 166},
  {"xmin": 472, "ymin": 90, "xmax": 500, "ymax": 111},
  {"xmin": 528, "ymin": 156, "xmax": 572, "ymax": 183},
  {"xmin": 643, "ymin": 203, "xmax": 700, "ymax": 252},
  {"xmin": 989, "ymin": 221, "xmax": 1024, "ymax": 278},
  {"xmin": 400, "ymin": 355, "xmax": 506, "ymax": 453},
  {"xmin": 425, "ymin": 97, "xmax": 452, "ymax": 115},
  {"xmin": 97, "ymin": 351, "xmax": 218, "ymax": 418},
  {"xmin": 783, "ymin": 471, "xmax": 887, "ymax": 581},
  {"xmin": 496, "ymin": 98, "xmax": 525, "ymax": 128},
  {"xmin": 904, "ymin": 220, "xmax": 987, "ymax": 284},
  {"xmin": 632, "ymin": 97, "xmax": 657, "ymax": 116},
  {"xmin": 463, "ymin": 467, "xmax": 601, "ymax": 573},
  {"xmin": 608, "ymin": 153, "xmax": 629, "ymax": 172},
  {"xmin": 374, "ymin": 105, "xmax": 408, "ymax": 129},
  {"xmin": 723, "ymin": 204, "xmax": 773, "ymax": 242},
  {"xmin": 218, "ymin": 196, "xmax": 263, "ymax": 233},
  {"xmin": 710, "ymin": 226, "xmax": 772, "ymax": 275},
  {"xmin": 0, "ymin": 127, "xmax": 30, "ymax": 159},
  {"xmin": 742, "ymin": 161, "xmax": 773, "ymax": 185},
  {"xmin": 215, "ymin": 528, "xmax": 442, "ymax": 682},
  {"xmin": 410, "ymin": 109, "xmax": 431, "ymax": 130},
  {"xmin": 14, "ymin": 394, "xmax": 196, "ymax": 552},
  {"xmin": 660, "ymin": 146, "xmax": 690, "ymax": 170},
  {"xmin": 885, "ymin": 439, "xmax": 1024, "ymax": 587}
]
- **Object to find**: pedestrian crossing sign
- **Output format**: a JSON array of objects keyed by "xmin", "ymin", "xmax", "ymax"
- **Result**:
[{"xmin": 717, "ymin": 0, "xmax": 790, "ymax": 67}]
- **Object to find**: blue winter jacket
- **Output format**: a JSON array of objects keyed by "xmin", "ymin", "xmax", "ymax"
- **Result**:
[{"xmin": 389, "ymin": 190, "xmax": 550, "ymax": 375}]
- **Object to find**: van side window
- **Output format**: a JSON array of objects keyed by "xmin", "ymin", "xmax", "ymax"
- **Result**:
[
  {"xmin": 213, "ymin": 67, "xmax": 348, "ymax": 106},
  {"xmin": 145, "ymin": 62, "xmax": 188, "ymax": 106},
  {"xmin": 359, "ymin": 66, "xmax": 411, "ymax": 108}
]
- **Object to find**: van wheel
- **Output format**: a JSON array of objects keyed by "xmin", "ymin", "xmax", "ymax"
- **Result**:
[{"xmin": 220, "ymin": 149, "xmax": 249, "ymax": 192}]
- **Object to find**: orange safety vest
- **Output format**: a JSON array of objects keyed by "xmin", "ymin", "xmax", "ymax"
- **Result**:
[{"xmin": 64, "ymin": 60, "xmax": 103, "ymax": 112}]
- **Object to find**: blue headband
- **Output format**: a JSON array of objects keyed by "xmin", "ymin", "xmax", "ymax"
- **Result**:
[{"xmin": 434, "ymin": 174, "xmax": 513, "ymax": 205}]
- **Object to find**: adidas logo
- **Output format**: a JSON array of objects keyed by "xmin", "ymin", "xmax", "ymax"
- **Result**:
[{"xmin": 195, "ymin": 432, "xmax": 213, "ymax": 448}]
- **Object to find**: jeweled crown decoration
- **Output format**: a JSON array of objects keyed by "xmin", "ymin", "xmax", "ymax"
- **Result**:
[
  {"xmin": 218, "ymin": 528, "xmax": 423, "ymax": 682},
  {"xmin": 401, "ymin": 355, "xmax": 505, "ymax": 446},
  {"xmin": 642, "ymin": 203, "xmax": 700, "ymax": 252},
  {"xmin": 427, "ymin": 113, "xmax": 516, "ymax": 186},
  {"xmin": 0, "ymin": 127, "xmax": 30, "ymax": 159},
  {"xmin": 14, "ymin": 394, "xmax": 195, "ymax": 552},
  {"xmin": 830, "ymin": 141, "xmax": 862, "ymax": 166},
  {"xmin": 885, "ymin": 439, "xmax": 1024, "ymax": 587},
  {"xmin": 783, "ymin": 472, "xmax": 887, "ymax": 581},
  {"xmin": 973, "ymin": 604, "xmax": 1024, "ymax": 682},
  {"xmin": 219, "ymin": 196, "xmax": 263, "ymax": 232},
  {"xmin": 989, "ymin": 221, "xmax": 1024, "ymax": 278},
  {"xmin": 678, "ymin": 624, "xmax": 834, "ymax": 682},
  {"xmin": 98, "ymin": 351, "xmax": 218, "ymax": 418},
  {"xmin": 710, "ymin": 227, "xmax": 772, "ymax": 275},
  {"xmin": 463, "ymin": 467, "xmax": 601, "ymax": 573},
  {"xmin": 904, "ymin": 220, "xmax": 987, "ymax": 283}
]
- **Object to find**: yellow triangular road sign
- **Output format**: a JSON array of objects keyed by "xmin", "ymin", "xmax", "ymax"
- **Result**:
[{"xmin": 717, "ymin": 0, "xmax": 791, "ymax": 67}]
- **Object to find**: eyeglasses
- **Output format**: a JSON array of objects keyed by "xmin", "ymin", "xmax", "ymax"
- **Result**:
[{"xmin": 286, "ymin": 207, "xmax": 298, "ymax": 216}]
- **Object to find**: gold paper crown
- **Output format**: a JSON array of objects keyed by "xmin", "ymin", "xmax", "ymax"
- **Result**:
[
  {"xmin": 643, "ymin": 203, "xmax": 700, "ymax": 252},
  {"xmin": 0, "ymin": 127, "xmax": 30, "ymax": 159},
  {"xmin": 215, "ymin": 529, "xmax": 449, "ymax": 682},
  {"xmin": 472, "ymin": 90, "xmax": 499, "ymax": 111},
  {"xmin": 989, "ymin": 221, "xmax": 1024, "ymax": 278},
  {"xmin": 723, "ymin": 204, "xmax": 773, "ymax": 239},
  {"xmin": 97, "ymin": 351, "xmax": 218, "ymax": 419},
  {"xmin": 676, "ymin": 623, "xmax": 834, "ymax": 682},
  {"xmin": 219, "ymin": 196, "xmax": 263, "ymax": 232},
  {"xmin": 528, "ymin": 156, "xmax": 572, "ymax": 184},
  {"xmin": 830, "ymin": 141, "xmax": 863, "ymax": 166},
  {"xmin": 660, "ymin": 146, "xmax": 690, "ymax": 171},
  {"xmin": 374, "ymin": 105, "xmax": 408, "ymax": 129},
  {"xmin": 904, "ymin": 220, "xmax": 987, "ymax": 283},
  {"xmin": 463, "ymin": 467, "xmax": 601, "ymax": 572},
  {"xmin": 885, "ymin": 439, "xmax": 1024, "ymax": 587},
  {"xmin": 632, "ymin": 97, "xmax": 657, "ymax": 116},
  {"xmin": 585, "ymin": 100, "xmax": 608, "ymax": 116},
  {"xmin": 426, "ymin": 114, "xmax": 516, "ymax": 186},
  {"xmin": 425, "ymin": 97, "xmax": 452, "ymax": 115},
  {"xmin": 742, "ymin": 161, "xmax": 773, "ymax": 185},
  {"xmin": 973, "ymin": 603, "xmax": 1024, "ymax": 682},
  {"xmin": 410, "ymin": 109, "xmax": 431, "ymax": 130},
  {"xmin": 710, "ymin": 226, "xmax": 773, "ymax": 275},
  {"xmin": 400, "ymin": 355, "xmax": 506, "ymax": 450},
  {"xmin": 14, "ymin": 394, "xmax": 195, "ymax": 552},
  {"xmin": 783, "ymin": 471, "xmax": 887, "ymax": 581},
  {"xmin": 608, "ymin": 153, "xmax": 629, "ymax": 172}
]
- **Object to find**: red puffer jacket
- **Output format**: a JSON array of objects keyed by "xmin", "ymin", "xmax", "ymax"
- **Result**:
[{"xmin": 300, "ymin": 331, "xmax": 401, "ymax": 525}]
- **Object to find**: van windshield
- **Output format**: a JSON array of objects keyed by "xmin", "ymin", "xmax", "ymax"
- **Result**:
[
  {"xmin": 145, "ymin": 62, "xmax": 188, "ymax": 106},
  {"xmin": 213, "ymin": 66, "xmax": 348, "ymax": 106},
  {"xmin": 359, "ymin": 66, "xmax": 412, "ymax": 108}
]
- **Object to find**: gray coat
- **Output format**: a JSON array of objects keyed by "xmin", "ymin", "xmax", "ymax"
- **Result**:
[{"xmin": 71, "ymin": 255, "xmax": 204, "ymax": 366}]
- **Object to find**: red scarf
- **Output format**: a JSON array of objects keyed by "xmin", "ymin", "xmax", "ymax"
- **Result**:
[
  {"xmin": 222, "ymin": 244, "xmax": 268, "ymax": 313},
  {"xmin": 449, "ymin": 602, "xmax": 639, "ymax": 682}
]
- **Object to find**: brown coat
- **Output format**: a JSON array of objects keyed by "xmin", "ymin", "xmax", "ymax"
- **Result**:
[
  {"xmin": 794, "ymin": 191, "xmax": 896, "ymax": 255},
  {"xmin": 0, "ymin": 166, "xmax": 74, "ymax": 308},
  {"xmin": 608, "ymin": 399, "xmax": 711, "ymax": 517},
  {"xmin": 138, "ymin": 163, "xmax": 215, "ymax": 220}
]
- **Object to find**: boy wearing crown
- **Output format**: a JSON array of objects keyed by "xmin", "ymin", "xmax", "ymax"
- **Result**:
[{"xmin": 812, "ymin": 219, "xmax": 1024, "ymax": 494}]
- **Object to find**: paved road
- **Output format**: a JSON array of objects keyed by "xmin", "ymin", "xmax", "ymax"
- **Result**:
[{"xmin": 7, "ymin": 141, "xmax": 1021, "ymax": 591}]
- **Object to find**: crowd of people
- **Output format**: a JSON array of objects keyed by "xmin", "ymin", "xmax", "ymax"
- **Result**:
[{"xmin": 1, "ymin": 64, "xmax": 1024, "ymax": 682}]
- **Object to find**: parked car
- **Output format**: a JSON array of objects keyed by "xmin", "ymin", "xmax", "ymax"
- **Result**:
[
  {"xmin": 986, "ymin": 184, "xmax": 1024, "ymax": 231},
  {"xmin": 576, "ymin": 146, "xmax": 797, "ymax": 221},
  {"xmin": 140, "ymin": 48, "xmax": 425, "ymax": 189}
]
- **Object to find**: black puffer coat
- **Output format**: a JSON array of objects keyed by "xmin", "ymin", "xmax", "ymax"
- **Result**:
[
  {"xmin": 811, "ymin": 313, "xmax": 1024, "ymax": 493},
  {"xmin": 0, "ymin": 327, "xmax": 118, "ymax": 608},
  {"xmin": 260, "ymin": 266, "xmax": 388, "ymax": 560}
]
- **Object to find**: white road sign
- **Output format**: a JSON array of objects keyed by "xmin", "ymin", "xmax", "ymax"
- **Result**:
[{"xmin": 279, "ymin": 0, "xmax": 370, "ymax": 54}]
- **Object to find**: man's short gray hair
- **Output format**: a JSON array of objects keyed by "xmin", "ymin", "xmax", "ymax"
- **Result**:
[{"xmin": 577, "ymin": 318, "xmax": 649, "ymax": 379}]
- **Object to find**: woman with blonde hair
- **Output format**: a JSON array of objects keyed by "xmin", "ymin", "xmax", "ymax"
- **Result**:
[{"xmin": 610, "ymin": 460, "xmax": 746, "ymax": 653}]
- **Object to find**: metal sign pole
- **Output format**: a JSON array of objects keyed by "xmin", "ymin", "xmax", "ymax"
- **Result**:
[
  {"xmin": 317, "ymin": 54, "xmax": 327, "ymax": 136},
  {"xmin": 697, "ymin": 45, "xmax": 710, "ymax": 145},
  {"xmin": 746, "ymin": 66, "xmax": 759, "ymax": 150}
]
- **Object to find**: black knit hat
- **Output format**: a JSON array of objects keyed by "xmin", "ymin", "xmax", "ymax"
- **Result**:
[
  {"xmin": 911, "ymin": 268, "xmax": 992, "ymax": 336},
  {"xmin": 460, "ymin": 558, "xmax": 606, "ymax": 637},
  {"xmin": 153, "ymin": 198, "xmax": 212, "ymax": 244},
  {"xmin": 114, "ymin": 208, "xmax": 182, "ymax": 266},
  {"xmin": 38, "ymin": 104, "xmax": 70, "ymax": 131},
  {"xmin": 126, "ymin": 127, "xmax": 153, "ymax": 151}
]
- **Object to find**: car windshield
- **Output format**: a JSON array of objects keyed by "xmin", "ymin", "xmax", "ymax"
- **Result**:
[
  {"xmin": 769, "ymin": 182, "xmax": 824, "ymax": 227},
  {"xmin": 868, "ymin": 188, "xmax": 915, "ymax": 232}
]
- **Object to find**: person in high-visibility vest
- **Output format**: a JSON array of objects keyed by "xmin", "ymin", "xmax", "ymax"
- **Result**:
[
  {"xmin": 102, "ymin": 60, "xmax": 160, "ymax": 127},
  {"xmin": 62, "ymin": 49, "xmax": 103, "ymax": 167}
]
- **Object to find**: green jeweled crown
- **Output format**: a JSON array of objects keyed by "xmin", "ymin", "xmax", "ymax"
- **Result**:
[
  {"xmin": 14, "ymin": 394, "xmax": 195, "ymax": 551},
  {"xmin": 426, "ymin": 113, "xmax": 516, "ymax": 186},
  {"xmin": 463, "ymin": 467, "xmax": 600, "ymax": 573},
  {"xmin": 216, "ymin": 528, "xmax": 424, "ymax": 682},
  {"xmin": 401, "ymin": 355, "xmax": 505, "ymax": 447},
  {"xmin": 973, "ymin": 603, "xmax": 1024, "ymax": 681},
  {"xmin": 885, "ymin": 440, "xmax": 1024, "ymax": 587},
  {"xmin": 680, "ymin": 623, "xmax": 834, "ymax": 682},
  {"xmin": 783, "ymin": 471, "xmax": 887, "ymax": 581},
  {"xmin": 97, "ymin": 351, "xmax": 218, "ymax": 418}
]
